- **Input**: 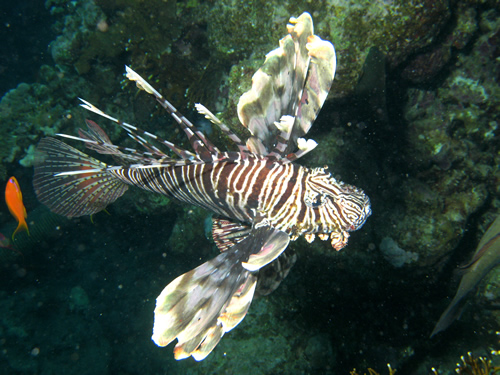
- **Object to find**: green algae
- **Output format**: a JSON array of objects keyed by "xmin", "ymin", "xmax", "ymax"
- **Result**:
[{"xmin": 0, "ymin": 65, "xmax": 91, "ymax": 177}]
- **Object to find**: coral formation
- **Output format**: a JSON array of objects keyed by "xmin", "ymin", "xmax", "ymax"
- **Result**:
[
  {"xmin": 432, "ymin": 350, "xmax": 500, "ymax": 375},
  {"xmin": 217, "ymin": 0, "xmax": 453, "ymax": 128},
  {"xmin": 379, "ymin": 237, "xmax": 419, "ymax": 267},
  {"xmin": 455, "ymin": 352, "xmax": 500, "ymax": 375},
  {"xmin": 381, "ymin": 7, "xmax": 499, "ymax": 265},
  {"xmin": 0, "ymin": 0, "xmax": 498, "ymax": 374},
  {"xmin": 0, "ymin": 65, "xmax": 90, "ymax": 180},
  {"xmin": 351, "ymin": 364, "xmax": 396, "ymax": 375}
]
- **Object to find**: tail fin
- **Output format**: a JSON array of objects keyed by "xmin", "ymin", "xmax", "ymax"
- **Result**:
[
  {"xmin": 33, "ymin": 137, "xmax": 128, "ymax": 218},
  {"xmin": 152, "ymin": 225, "xmax": 289, "ymax": 361},
  {"xmin": 12, "ymin": 216, "xmax": 30, "ymax": 240}
]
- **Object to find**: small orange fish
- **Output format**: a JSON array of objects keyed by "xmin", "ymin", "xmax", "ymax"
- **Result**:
[{"xmin": 5, "ymin": 177, "xmax": 30, "ymax": 239}]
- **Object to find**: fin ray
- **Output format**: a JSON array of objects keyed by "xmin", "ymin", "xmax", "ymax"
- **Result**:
[
  {"xmin": 211, "ymin": 217, "xmax": 252, "ymax": 252},
  {"xmin": 152, "ymin": 225, "xmax": 289, "ymax": 360},
  {"xmin": 126, "ymin": 66, "xmax": 221, "ymax": 159},
  {"xmin": 33, "ymin": 138, "xmax": 128, "ymax": 217},
  {"xmin": 237, "ymin": 13, "xmax": 335, "ymax": 159}
]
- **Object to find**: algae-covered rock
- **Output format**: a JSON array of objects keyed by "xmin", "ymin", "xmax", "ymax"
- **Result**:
[
  {"xmin": 0, "ymin": 65, "xmax": 91, "ymax": 178},
  {"xmin": 212, "ymin": 0, "xmax": 450, "ymax": 117},
  {"xmin": 380, "ymin": 9, "xmax": 500, "ymax": 266}
]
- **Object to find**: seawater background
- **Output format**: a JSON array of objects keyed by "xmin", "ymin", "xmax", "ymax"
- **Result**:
[{"xmin": 0, "ymin": 1, "xmax": 499, "ymax": 374}]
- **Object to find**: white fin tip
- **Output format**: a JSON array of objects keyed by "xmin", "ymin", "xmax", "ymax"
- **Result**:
[
  {"xmin": 297, "ymin": 138, "xmax": 318, "ymax": 151},
  {"xmin": 125, "ymin": 65, "xmax": 161, "ymax": 97}
]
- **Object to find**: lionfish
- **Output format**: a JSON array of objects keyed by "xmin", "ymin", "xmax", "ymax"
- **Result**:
[{"xmin": 33, "ymin": 13, "xmax": 371, "ymax": 360}]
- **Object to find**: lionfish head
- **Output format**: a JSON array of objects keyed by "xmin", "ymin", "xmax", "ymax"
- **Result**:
[{"xmin": 300, "ymin": 167, "xmax": 371, "ymax": 250}]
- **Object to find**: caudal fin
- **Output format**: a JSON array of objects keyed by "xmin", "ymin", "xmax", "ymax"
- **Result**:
[
  {"xmin": 152, "ymin": 225, "xmax": 289, "ymax": 361},
  {"xmin": 33, "ymin": 137, "xmax": 128, "ymax": 218}
]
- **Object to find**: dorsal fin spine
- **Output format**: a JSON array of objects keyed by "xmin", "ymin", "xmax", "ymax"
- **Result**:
[
  {"xmin": 195, "ymin": 103, "xmax": 250, "ymax": 156},
  {"xmin": 125, "ymin": 66, "xmax": 220, "ymax": 157},
  {"xmin": 79, "ymin": 98, "xmax": 198, "ymax": 161}
]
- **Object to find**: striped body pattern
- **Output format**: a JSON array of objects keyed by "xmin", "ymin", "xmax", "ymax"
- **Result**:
[
  {"xmin": 33, "ymin": 13, "xmax": 370, "ymax": 361},
  {"xmin": 107, "ymin": 157, "xmax": 368, "ymax": 248}
]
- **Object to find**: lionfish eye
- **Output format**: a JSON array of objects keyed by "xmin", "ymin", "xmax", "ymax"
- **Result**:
[{"xmin": 306, "ymin": 193, "xmax": 325, "ymax": 208}]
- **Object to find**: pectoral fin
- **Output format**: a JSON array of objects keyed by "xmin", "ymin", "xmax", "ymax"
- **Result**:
[
  {"xmin": 152, "ymin": 224, "xmax": 291, "ymax": 360},
  {"xmin": 242, "ymin": 229, "xmax": 290, "ymax": 271}
]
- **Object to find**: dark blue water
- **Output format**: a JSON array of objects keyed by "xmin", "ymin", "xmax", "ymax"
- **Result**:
[{"xmin": 0, "ymin": 1, "xmax": 55, "ymax": 98}]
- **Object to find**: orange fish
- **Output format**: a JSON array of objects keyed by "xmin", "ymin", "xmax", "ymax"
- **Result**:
[{"xmin": 5, "ymin": 177, "xmax": 30, "ymax": 239}]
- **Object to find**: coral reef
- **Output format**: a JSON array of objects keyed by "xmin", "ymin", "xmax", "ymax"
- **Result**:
[
  {"xmin": 379, "ymin": 7, "xmax": 499, "ymax": 265},
  {"xmin": 454, "ymin": 352, "xmax": 500, "ymax": 375},
  {"xmin": 0, "ymin": 65, "xmax": 91, "ymax": 180},
  {"xmin": 432, "ymin": 350, "xmax": 500, "ymax": 375},
  {"xmin": 401, "ymin": 4, "xmax": 479, "ymax": 83},
  {"xmin": 0, "ymin": 0, "xmax": 498, "ymax": 374},
  {"xmin": 218, "ymin": 0, "xmax": 453, "ymax": 128},
  {"xmin": 0, "ymin": 0, "xmax": 480, "ymax": 178}
]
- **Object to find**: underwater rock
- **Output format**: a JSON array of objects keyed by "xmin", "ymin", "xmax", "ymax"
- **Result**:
[
  {"xmin": 0, "ymin": 66, "xmax": 88, "ymax": 180},
  {"xmin": 391, "ymin": 7, "xmax": 499, "ymax": 266},
  {"xmin": 379, "ymin": 237, "xmax": 419, "ymax": 268},
  {"xmin": 402, "ymin": 6, "xmax": 478, "ymax": 83},
  {"xmin": 304, "ymin": 333, "xmax": 335, "ymax": 370},
  {"xmin": 213, "ymin": 0, "xmax": 451, "ymax": 128}
]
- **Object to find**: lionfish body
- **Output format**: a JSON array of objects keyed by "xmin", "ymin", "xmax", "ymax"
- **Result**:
[{"xmin": 34, "ymin": 13, "xmax": 371, "ymax": 361}]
